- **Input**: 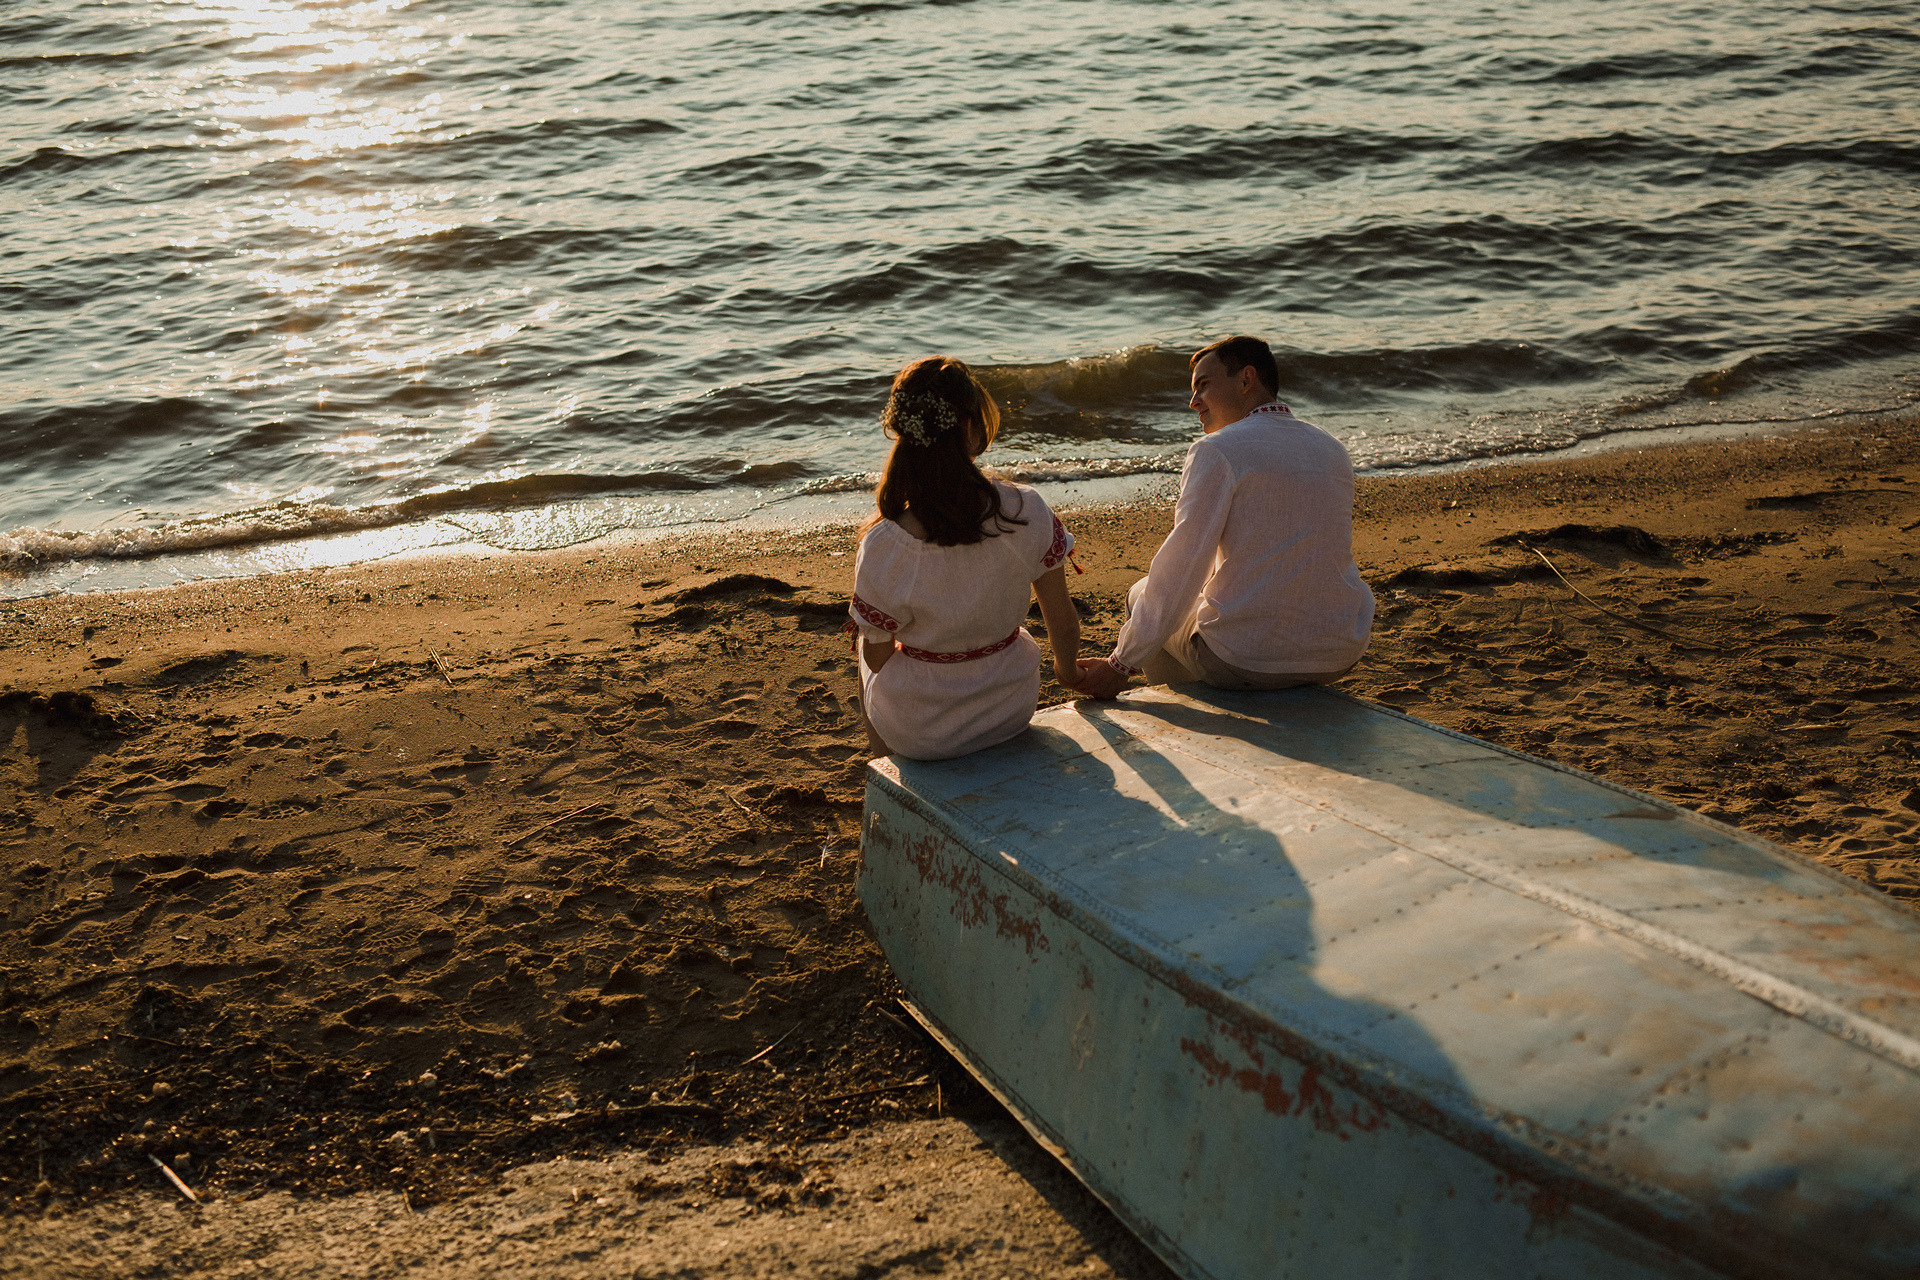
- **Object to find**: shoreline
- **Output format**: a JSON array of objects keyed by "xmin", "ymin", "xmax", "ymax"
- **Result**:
[
  {"xmin": 2, "ymin": 415, "xmax": 1916, "ymax": 1273},
  {"xmin": 6, "ymin": 403, "xmax": 1913, "ymax": 603}
]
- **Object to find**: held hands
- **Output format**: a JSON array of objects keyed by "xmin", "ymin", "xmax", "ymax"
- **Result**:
[{"xmin": 1072, "ymin": 657, "xmax": 1129, "ymax": 700}]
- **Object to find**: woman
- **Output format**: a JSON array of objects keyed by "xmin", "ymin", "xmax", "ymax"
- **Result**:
[{"xmin": 849, "ymin": 356, "xmax": 1081, "ymax": 760}]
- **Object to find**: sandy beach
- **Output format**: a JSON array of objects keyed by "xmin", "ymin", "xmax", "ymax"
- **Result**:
[{"xmin": 3, "ymin": 417, "xmax": 1917, "ymax": 1276}]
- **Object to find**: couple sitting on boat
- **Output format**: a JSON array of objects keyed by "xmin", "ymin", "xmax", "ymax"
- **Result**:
[{"xmin": 849, "ymin": 335, "xmax": 1375, "ymax": 761}]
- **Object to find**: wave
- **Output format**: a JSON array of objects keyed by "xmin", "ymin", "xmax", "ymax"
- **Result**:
[
  {"xmin": 676, "ymin": 152, "xmax": 833, "ymax": 188},
  {"xmin": 982, "ymin": 339, "xmax": 1605, "ymax": 419},
  {"xmin": 406, "ymin": 115, "xmax": 683, "ymax": 175},
  {"xmin": 1446, "ymin": 133, "xmax": 1920, "ymax": 183},
  {"xmin": 1463, "ymin": 26, "xmax": 1919, "ymax": 89},
  {"xmin": 1015, "ymin": 119, "xmax": 1920, "ymax": 206},
  {"xmin": 371, "ymin": 223, "xmax": 643, "ymax": 274},
  {"xmin": 0, "ymin": 146, "xmax": 104, "ymax": 185},
  {"xmin": 996, "ymin": 456, "xmax": 1185, "ymax": 484},
  {"xmin": 718, "ymin": 0, "xmax": 983, "ymax": 27},
  {"xmin": 1022, "ymin": 126, "xmax": 1462, "ymax": 196},
  {"xmin": 0, "ymin": 138, "xmax": 249, "ymax": 199},
  {"xmin": 0, "ymin": 464, "xmax": 815, "ymax": 571},
  {"xmin": 1608, "ymin": 312, "xmax": 1920, "ymax": 417},
  {"xmin": 0, "ymin": 397, "xmax": 231, "ymax": 462},
  {"xmin": 1502, "ymin": 50, "xmax": 1769, "ymax": 85},
  {"xmin": 1296, "ymin": 38, "xmax": 1427, "ymax": 59},
  {"xmin": 1, "ymin": 505, "xmax": 405, "ymax": 571},
  {"xmin": 0, "ymin": 47, "xmax": 151, "ymax": 73},
  {"xmin": 798, "ymin": 473, "xmax": 880, "ymax": 496},
  {"xmin": 61, "ymin": 114, "xmax": 688, "ymax": 203},
  {"xmin": 986, "ymin": 346, "xmax": 1191, "ymax": 410}
]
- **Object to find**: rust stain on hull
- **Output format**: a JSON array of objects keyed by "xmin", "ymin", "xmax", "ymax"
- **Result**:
[
  {"xmin": 1179, "ymin": 1032, "xmax": 1386, "ymax": 1140},
  {"xmin": 1494, "ymin": 1169, "xmax": 1576, "ymax": 1230},
  {"xmin": 869, "ymin": 808, "xmax": 1051, "ymax": 959}
]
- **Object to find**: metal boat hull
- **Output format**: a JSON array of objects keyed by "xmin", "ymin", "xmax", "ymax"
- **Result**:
[{"xmin": 857, "ymin": 686, "xmax": 1920, "ymax": 1280}]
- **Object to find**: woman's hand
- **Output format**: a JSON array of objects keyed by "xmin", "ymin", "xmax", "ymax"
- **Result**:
[{"xmin": 1073, "ymin": 656, "xmax": 1128, "ymax": 700}]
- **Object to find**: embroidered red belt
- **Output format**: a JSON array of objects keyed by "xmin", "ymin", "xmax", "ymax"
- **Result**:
[
  {"xmin": 841, "ymin": 620, "xmax": 1024, "ymax": 664},
  {"xmin": 900, "ymin": 629, "xmax": 1022, "ymax": 664}
]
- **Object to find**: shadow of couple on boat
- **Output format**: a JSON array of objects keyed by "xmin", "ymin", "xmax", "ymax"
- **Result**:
[{"xmin": 1039, "ymin": 691, "xmax": 1476, "ymax": 1108}]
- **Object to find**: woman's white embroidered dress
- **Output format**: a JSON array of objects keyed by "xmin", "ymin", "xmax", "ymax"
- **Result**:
[{"xmin": 851, "ymin": 482, "xmax": 1074, "ymax": 761}]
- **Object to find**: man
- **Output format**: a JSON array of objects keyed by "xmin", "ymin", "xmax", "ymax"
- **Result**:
[{"xmin": 1075, "ymin": 335, "xmax": 1373, "ymax": 698}]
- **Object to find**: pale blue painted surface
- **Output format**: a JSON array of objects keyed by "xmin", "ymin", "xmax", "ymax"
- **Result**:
[{"xmin": 858, "ymin": 685, "xmax": 1920, "ymax": 1280}]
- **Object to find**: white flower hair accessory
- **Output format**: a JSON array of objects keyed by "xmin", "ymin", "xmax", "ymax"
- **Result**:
[{"xmin": 884, "ymin": 392, "xmax": 959, "ymax": 447}]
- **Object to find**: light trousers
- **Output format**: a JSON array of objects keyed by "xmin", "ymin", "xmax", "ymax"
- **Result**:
[{"xmin": 1127, "ymin": 578, "xmax": 1355, "ymax": 691}]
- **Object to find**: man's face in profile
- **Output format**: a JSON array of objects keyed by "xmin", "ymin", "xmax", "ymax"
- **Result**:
[{"xmin": 1188, "ymin": 353, "xmax": 1258, "ymax": 435}]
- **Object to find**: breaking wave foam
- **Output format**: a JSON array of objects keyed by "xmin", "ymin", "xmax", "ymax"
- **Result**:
[{"xmin": 0, "ymin": 501, "xmax": 419, "ymax": 570}]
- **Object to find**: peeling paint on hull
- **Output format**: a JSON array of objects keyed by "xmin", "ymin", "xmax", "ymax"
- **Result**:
[{"xmin": 858, "ymin": 686, "xmax": 1920, "ymax": 1280}]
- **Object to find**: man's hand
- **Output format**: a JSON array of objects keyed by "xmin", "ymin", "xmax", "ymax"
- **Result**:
[{"xmin": 1073, "ymin": 657, "xmax": 1129, "ymax": 700}]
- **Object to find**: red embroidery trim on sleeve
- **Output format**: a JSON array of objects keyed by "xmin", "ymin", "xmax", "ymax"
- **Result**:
[
  {"xmin": 1041, "ymin": 514, "xmax": 1071, "ymax": 570},
  {"xmin": 1106, "ymin": 654, "xmax": 1141, "ymax": 677},
  {"xmin": 850, "ymin": 594, "xmax": 900, "ymax": 632}
]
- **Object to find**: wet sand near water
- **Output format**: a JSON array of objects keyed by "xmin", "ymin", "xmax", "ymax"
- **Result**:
[{"xmin": 3, "ymin": 418, "xmax": 1917, "ymax": 1276}]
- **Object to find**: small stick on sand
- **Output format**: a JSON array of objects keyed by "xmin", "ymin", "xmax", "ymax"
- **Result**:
[
  {"xmin": 430, "ymin": 651, "xmax": 456, "ymax": 687},
  {"xmin": 505, "ymin": 802, "xmax": 606, "ymax": 849},
  {"xmin": 1526, "ymin": 547, "xmax": 1730, "ymax": 651},
  {"xmin": 1529, "ymin": 546, "xmax": 1867, "ymax": 662},
  {"xmin": 818, "ymin": 838, "xmax": 835, "ymax": 869},
  {"xmin": 812, "ymin": 1076, "xmax": 932, "ymax": 1106},
  {"xmin": 148, "ymin": 1154, "xmax": 197, "ymax": 1203},
  {"xmin": 634, "ymin": 926, "xmax": 710, "ymax": 945},
  {"xmin": 724, "ymin": 790, "xmax": 758, "ymax": 822},
  {"xmin": 874, "ymin": 1004, "xmax": 915, "ymax": 1037},
  {"xmin": 741, "ymin": 1022, "xmax": 801, "ymax": 1066}
]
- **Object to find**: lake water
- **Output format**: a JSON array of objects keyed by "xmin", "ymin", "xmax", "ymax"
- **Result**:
[{"xmin": 4, "ymin": 0, "xmax": 1917, "ymax": 593}]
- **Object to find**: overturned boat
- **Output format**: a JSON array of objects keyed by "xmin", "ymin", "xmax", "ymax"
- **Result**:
[{"xmin": 858, "ymin": 685, "xmax": 1920, "ymax": 1280}]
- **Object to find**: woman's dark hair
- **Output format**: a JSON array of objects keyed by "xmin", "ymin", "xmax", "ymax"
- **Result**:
[{"xmin": 869, "ymin": 356, "xmax": 1026, "ymax": 546}]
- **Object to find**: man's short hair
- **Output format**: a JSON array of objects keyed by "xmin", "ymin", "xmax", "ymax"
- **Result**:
[{"xmin": 1191, "ymin": 336, "xmax": 1279, "ymax": 398}]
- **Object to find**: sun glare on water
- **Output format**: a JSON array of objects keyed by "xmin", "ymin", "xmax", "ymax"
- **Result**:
[{"xmin": 156, "ymin": 0, "xmax": 527, "ymax": 516}]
